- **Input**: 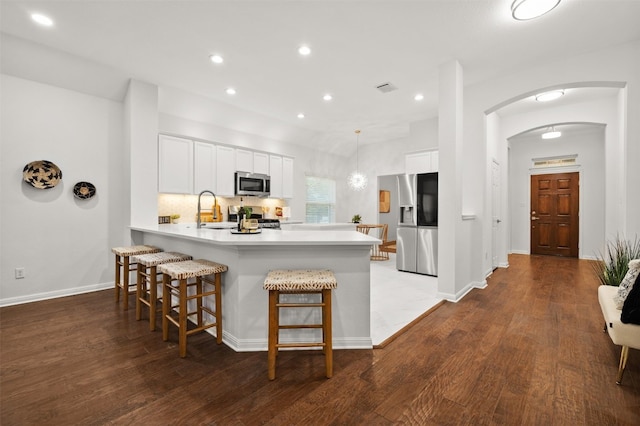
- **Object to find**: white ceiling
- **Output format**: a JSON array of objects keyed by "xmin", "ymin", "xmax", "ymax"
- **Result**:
[{"xmin": 1, "ymin": 0, "xmax": 639, "ymax": 154}]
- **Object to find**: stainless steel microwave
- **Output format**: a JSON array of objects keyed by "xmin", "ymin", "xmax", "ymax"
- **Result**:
[{"xmin": 234, "ymin": 172, "xmax": 270, "ymax": 197}]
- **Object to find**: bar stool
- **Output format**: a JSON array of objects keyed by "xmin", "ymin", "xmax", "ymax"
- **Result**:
[
  {"xmin": 159, "ymin": 259, "xmax": 228, "ymax": 357},
  {"xmin": 133, "ymin": 251, "xmax": 193, "ymax": 331},
  {"xmin": 263, "ymin": 269, "xmax": 337, "ymax": 380},
  {"xmin": 111, "ymin": 245, "xmax": 161, "ymax": 310}
]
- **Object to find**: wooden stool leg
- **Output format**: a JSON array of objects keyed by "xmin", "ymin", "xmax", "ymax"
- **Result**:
[
  {"xmin": 149, "ymin": 266, "xmax": 158, "ymax": 331},
  {"xmin": 196, "ymin": 277, "xmax": 204, "ymax": 327},
  {"xmin": 136, "ymin": 264, "xmax": 144, "ymax": 321},
  {"xmin": 162, "ymin": 274, "xmax": 170, "ymax": 342},
  {"xmin": 323, "ymin": 289, "xmax": 333, "ymax": 378},
  {"xmin": 215, "ymin": 273, "xmax": 223, "ymax": 344},
  {"xmin": 179, "ymin": 278, "xmax": 188, "ymax": 358},
  {"xmin": 123, "ymin": 256, "xmax": 130, "ymax": 310},
  {"xmin": 268, "ymin": 290, "xmax": 278, "ymax": 380},
  {"xmin": 115, "ymin": 255, "xmax": 121, "ymax": 303}
]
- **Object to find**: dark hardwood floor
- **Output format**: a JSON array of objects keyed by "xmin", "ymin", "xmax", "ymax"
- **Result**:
[{"xmin": 1, "ymin": 254, "xmax": 639, "ymax": 425}]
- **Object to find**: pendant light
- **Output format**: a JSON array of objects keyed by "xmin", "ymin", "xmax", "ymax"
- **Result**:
[
  {"xmin": 348, "ymin": 130, "xmax": 368, "ymax": 191},
  {"xmin": 511, "ymin": 0, "xmax": 561, "ymax": 21}
]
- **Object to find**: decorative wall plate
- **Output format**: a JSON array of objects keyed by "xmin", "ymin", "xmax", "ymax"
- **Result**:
[
  {"xmin": 73, "ymin": 181, "xmax": 96, "ymax": 199},
  {"xmin": 23, "ymin": 160, "xmax": 62, "ymax": 189}
]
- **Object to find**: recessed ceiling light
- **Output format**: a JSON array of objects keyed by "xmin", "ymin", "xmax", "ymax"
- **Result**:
[
  {"xmin": 323, "ymin": 94, "xmax": 332, "ymax": 101},
  {"xmin": 226, "ymin": 88, "xmax": 236, "ymax": 95},
  {"xmin": 541, "ymin": 128, "xmax": 562, "ymax": 139},
  {"xmin": 210, "ymin": 54, "xmax": 224, "ymax": 64},
  {"xmin": 535, "ymin": 90, "xmax": 564, "ymax": 102},
  {"xmin": 511, "ymin": 0, "xmax": 561, "ymax": 21},
  {"xmin": 298, "ymin": 45, "xmax": 311, "ymax": 56},
  {"xmin": 31, "ymin": 13, "xmax": 53, "ymax": 27},
  {"xmin": 414, "ymin": 93, "xmax": 424, "ymax": 101},
  {"xmin": 297, "ymin": 113, "xmax": 305, "ymax": 119}
]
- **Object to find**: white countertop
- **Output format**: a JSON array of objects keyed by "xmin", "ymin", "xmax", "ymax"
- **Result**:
[{"xmin": 131, "ymin": 223, "xmax": 380, "ymax": 246}]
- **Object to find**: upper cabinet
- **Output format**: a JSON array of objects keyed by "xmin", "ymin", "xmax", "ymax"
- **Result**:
[
  {"xmin": 282, "ymin": 157, "xmax": 294, "ymax": 198},
  {"xmin": 216, "ymin": 145, "xmax": 236, "ymax": 197},
  {"xmin": 405, "ymin": 150, "xmax": 439, "ymax": 175},
  {"xmin": 236, "ymin": 148, "xmax": 253, "ymax": 173},
  {"xmin": 193, "ymin": 142, "xmax": 217, "ymax": 194},
  {"xmin": 269, "ymin": 155, "xmax": 283, "ymax": 199},
  {"xmin": 158, "ymin": 134, "xmax": 293, "ymax": 198},
  {"xmin": 158, "ymin": 135, "xmax": 193, "ymax": 194},
  {"xmin": 253, "ymin": 152, "xmax": 270, "ymax": 175}
]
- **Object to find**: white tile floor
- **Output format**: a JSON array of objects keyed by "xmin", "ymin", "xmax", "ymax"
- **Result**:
[{"xmin": 370, "ymin": 253, "xmax": 441, "ymax": 346}]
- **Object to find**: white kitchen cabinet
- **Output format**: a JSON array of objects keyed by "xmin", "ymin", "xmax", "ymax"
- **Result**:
[
  {"xmin": 253, "ymin": 152, "xmax": 269, "ymax": 175},
  {"xmin": 236, "ymin": 148, "xmax": 253, "ymax": 173},
  {"xmin": 405, "ymin": 150, "xmax": 438, "ymax": 174},
  {"xmin": 158, "ymin": 135, "xmax": 193, "ymax": 194},
  {"xmin": 282, "ymin": 157, "xmax": 294, "ymax": 198},
  {"xmin": 193, "ymin": 142, "xmax": 217, "ymax": 194},
  {"xmin": 216, "ymin": 145, "xmax": 236, "ymax": 196},
  {"xmin": 430, "ymin": 150, "xmax": 439, "ymax": 172},
  {"xmin": 269, "ymin": 155, "xmax": 283, "ymax": 198}
]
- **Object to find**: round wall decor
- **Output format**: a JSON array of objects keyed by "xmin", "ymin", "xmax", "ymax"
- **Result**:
[
  {"xmin": 73, "ymin": 181, "xmax": 97, "ymax": 199},
  {"xmin": 23, "ymin": 160, "xmax": 62, "ymax": 189}
]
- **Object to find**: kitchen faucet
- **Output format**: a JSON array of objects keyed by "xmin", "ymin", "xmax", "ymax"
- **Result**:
[{"xmin": 197, "ymin": 190, "xmax": 218, "ymax": 228}]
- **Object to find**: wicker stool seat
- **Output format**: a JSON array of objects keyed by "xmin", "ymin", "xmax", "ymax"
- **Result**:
[
  {"xmin": 132, "ymin": 252, "xmax": 193, "ymax": 331},
  {"xmin": 111, "ymin": 245, "xmax": 162, "ymax": 310},
  {"xmin": 159, "ymin": 259, "xmax": 228, "ymax": 357},
  {"xmin": 263, "ymin": 269, "xmax": 337, "ymax": 380}
]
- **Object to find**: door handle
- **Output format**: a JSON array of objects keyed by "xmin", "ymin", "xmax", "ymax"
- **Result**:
[
  {"xmin": 496, "ymin": 219, "xmax": 502, "ymax": 223},
  {"xmin": 531, "ymin": 217, "xmax": 539, "ymax": 220}
]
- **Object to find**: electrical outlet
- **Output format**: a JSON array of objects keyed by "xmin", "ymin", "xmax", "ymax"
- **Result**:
[{"xmin": 15, "ymin": 267, "xmax": 25, "ymax": 279}]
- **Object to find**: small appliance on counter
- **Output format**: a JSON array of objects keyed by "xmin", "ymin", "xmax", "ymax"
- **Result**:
[{"xmin": 228, "ymin": 205, "xmax": 281, "ymax": 230}]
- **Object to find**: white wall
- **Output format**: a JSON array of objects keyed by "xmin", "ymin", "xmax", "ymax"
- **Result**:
[
  {"xmin": 508, "ymin": 126, "xmax": 605, "ymax": 259},
  {"xmin": 0, "ymin": 75, "xmax": 125, "ymax": 305}
]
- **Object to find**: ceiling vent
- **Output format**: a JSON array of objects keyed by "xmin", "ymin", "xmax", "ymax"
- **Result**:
[{"xmin": 375, "ymin": 82, "xmax": 398, "ymax": 93}]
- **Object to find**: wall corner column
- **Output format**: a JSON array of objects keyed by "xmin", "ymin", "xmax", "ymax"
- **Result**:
[
  {"xmin": 438, "ymin": 60, "xmax": 466, "ymax": 300},
  {"xmin": 125, "ymin": 79, "xmax": 159, "ymax": 229}
]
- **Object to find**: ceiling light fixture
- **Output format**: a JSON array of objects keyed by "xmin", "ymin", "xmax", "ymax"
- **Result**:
[
  {"xmin": 541, "ymin": 127, "xmax": 562, "ymax": 139},
  {"xmin": 414, "ymin": 93, "xmax": 424, "ymax": 101},
  {"xmin": 210, "ymin": 54, "xmax": 224, "ymax": 64},
  {"xmin": 225, "ymin": 87, "xmax": 236, "ymax": 95},
  {"xmin": 323, "ymin": 94, "xmax": 333, "ymax": 101},
  {"xmin": 511, "ymin": 0, "xmax": 561, "ymax": 20},
  {"xmin": 31, "ymin": 13, "xmax": 53, "ymax": 26},
  {"xmin": 535, "ymin": 89, "xmax": 564, "ymax": 102},
  {"xmin": 298, "ymin": 45, "xmax": 311, "ymax": 56},
  {"xmin": 348, "ymin": 130, "xmax": 368, "ymax": 191},
  {"xmin": 297, "ymin": 113, "xmax": 305, "ymax": 119}
]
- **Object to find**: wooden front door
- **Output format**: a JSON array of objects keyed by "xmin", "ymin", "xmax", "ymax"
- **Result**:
[{"xmin": 530, "ymin": 172, "xmax": 579, "ymax": 257}]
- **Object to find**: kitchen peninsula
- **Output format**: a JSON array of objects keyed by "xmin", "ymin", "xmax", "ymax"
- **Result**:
[{"xmin": 130, "ymin": 224, "xmax": 380, "ymax": 351}]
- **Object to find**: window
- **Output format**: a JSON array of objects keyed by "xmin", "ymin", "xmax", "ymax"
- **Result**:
[{"xmin": 305, "ymin": 176, "xmax": 336, "ymax": 223}]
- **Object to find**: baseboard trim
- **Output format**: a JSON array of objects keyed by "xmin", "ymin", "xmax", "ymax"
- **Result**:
[
  {"xmin": 438, "ymin": 279, "xmax": 487, "ymax": 303},
  {"xmin": 0, "ymin": 282, "xmax": 113, "ymax": 308},
  {"xmin": 217, "ymin": 329, "xmax": 373, "ymax": 352}
]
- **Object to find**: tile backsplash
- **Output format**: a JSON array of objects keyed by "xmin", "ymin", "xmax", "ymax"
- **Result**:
[{"xmin": 158, "ymin": 194, "xmax": 286, "ymax": 223}]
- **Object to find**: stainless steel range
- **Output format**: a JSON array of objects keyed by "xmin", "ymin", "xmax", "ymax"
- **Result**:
[{"xmin": 228, "ymin": 205, "xmax": 281, "ymax": 229}]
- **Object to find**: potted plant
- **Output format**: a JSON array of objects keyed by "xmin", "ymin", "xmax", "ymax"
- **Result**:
[
  {"xmin": 592, "ymin": 234, "xmax": 640, "ymax": 286},
  {"xmin": 351, "ymin": 214, "xmax": 362, "ymax": 224},
  {"xmin": 170, "ymin": 214, "xmax": 180, "ymax": 224}
]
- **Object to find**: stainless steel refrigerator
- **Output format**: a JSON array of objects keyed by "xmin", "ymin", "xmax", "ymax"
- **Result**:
[{"xmin": 396, "ymin": 173, "xmax": 438, "ymax": 276}]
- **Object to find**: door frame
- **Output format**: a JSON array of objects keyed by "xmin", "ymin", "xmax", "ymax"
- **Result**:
[{"xmin": 528, "ymin": 166, "xmax": 582, "ymax": 258}]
